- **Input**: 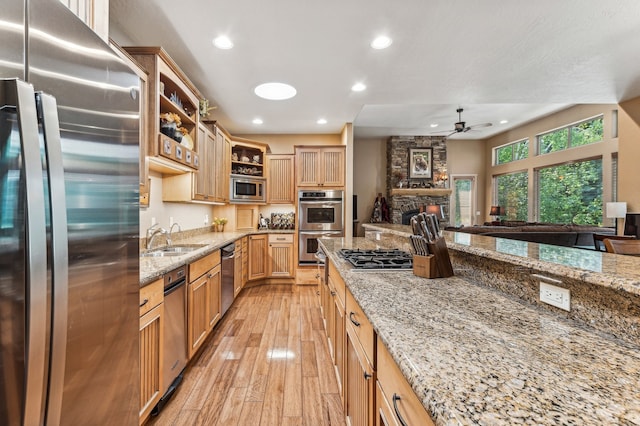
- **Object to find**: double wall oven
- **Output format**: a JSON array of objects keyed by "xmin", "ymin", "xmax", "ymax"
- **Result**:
[{"xmin": 298, "ymin": 190, "xmax": 344, "ymax": 264}]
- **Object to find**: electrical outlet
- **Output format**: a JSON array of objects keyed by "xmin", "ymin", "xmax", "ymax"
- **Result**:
[
  {"xmin": 539, "ymin": 282, "xmax": 570, "ymax": 311},
  {"xmin": 204, "ymin": 214, "xmax": 209, "ymax": 225}
]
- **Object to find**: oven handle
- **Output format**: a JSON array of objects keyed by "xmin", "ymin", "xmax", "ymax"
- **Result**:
[
  {"xmin": 299, "ymin": 200, "xmax": 342, "ymax": 206},
  {"xmin": 299, "ymin": 230, "xmax": 343, "ymax": 235}
]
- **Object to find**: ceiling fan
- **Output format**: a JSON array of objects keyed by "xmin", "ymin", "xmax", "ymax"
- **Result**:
[{"xmin": 435, "ymin": 107, "xmax": 492, "ymax": 136}]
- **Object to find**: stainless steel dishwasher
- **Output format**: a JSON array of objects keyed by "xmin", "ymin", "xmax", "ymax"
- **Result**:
[
  {"xmin": 152, "ymin": 265, "xmax": 187, "ymax": 416},
  {"xmin": 221, "ymin": 243, "xmax": 235, "ymax": 315}
]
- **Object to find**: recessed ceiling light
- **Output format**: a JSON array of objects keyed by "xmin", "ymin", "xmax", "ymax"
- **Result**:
[
  {"xmin": 252, "ymin": 118, "xmax": 263, "ymax": 125},
  {"xmin": 317, "ymin": 118, "xmax": 327, "ymax": 125},
  {"xmin": 254, "ymin": 82, "xmax": 297, "ymax": 100},
  {"xmin": 213, "ymin": 35, "xmax": 233, "ymax": 49},
  {"xmin": 371, "ymin": 35, "xmax": 392, "ymax": 49},
  {"xmin": 430, "ymin": 123, "xmax": 438, "ymax": 128},
  {"xmin": 351, "ymin": 82, "xmax": 366, "ymax": 92},
  {"xmin": 500, "ymin": 119, "xmax": 509, "ymax": 124}
]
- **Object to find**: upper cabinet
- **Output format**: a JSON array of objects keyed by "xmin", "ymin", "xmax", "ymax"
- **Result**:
[
  {"xmin": 231, "ymin": 138, "xmax": 268, "ymax": 178},
  {"xmin": 295, "ymin": 146, "xmax": 345, "ymax": 188},
  {"xmin": 110, "ymin": 42, "xmax": 150, "ymax": 207},
  {"xmin": 267, "ymin": 154, "xmax": 295, "ymax": 204},
  {"xmin": 124, "ymin": 47, "xmax": 201, "ymax": 175},
  {"xmin": 60, "ymin": 0, "xmax": 109, "ymax": 42}
]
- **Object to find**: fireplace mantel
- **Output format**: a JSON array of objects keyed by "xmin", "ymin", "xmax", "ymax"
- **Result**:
[{"xmin": 390, "ymin": 188, "xmax": 452, "ymax": 197}]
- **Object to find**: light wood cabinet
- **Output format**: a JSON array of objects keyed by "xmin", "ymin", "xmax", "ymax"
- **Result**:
[
  {"xmin": 234, "ymin": 243, "xmax": 243, "ymax": 297},
  {"xmin": 376, "ymin": 336, "xmax": 434, "ymax": 426},
  {"xmin": 110, "ymin": 42, "xmax": 150, "ymax": 207},
  {"xmin": 192, "ymin": 123, "xmax": 215, "ymax": 201},
  {"xmin": 248, "ymin": 234, "xmax": 268, "ymax": 281},
  {"xmin": 295, "ymin": 146, "xmax": 345, "ymax": 188},
  {"xmin": 267, "ymin": 154, "xmax": 295, "ymax": 203},
  {"xmin": 187, "ymin": 251, "xmax": 221, "ymax": 359},
  {"xmin": 124, "ymin": 47, "xmax": 201, "ymax": 175},
  {"xmin": 215, "ymin": 127, "xmax": 232, "ymax": 203},
  {"xmin": 241, "ymin": 237, "xmax": 248, "ymax": 285},
  {"xmin": 139, "ymin": 278, "xmax": 164, "ymax": 424},
  {"xmin": 326, "ymin": 262, "xmax": 346, "ymax": 401},
  {"xmin": 60, "ymin": 0, "xmax": 109, "ymax": 41},
  {"xmin": 267, "ymin": 234, "xmax": 295, "ymax": 278}
]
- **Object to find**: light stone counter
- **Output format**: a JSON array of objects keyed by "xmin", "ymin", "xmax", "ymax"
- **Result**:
[
  {"xmin": 363, "ymin": 223, "xmax": 640, "ymax": 297},
  {"xmin": 139, "ymin": 230, "xmax": 294, "ymax": 286},
  {"xmin": 320, "ymin": 236, "xmax": 640, "ymax": 426}
]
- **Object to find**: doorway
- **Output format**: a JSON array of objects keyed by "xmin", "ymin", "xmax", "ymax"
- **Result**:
[{"xmin": 451, "ymin": 175, "xmax": 477, "ymax": 227}]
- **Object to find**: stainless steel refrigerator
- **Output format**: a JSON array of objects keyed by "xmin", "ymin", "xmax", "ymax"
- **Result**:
[{"xmin": 0, "ymin": 0, "xmax": 140, "ymax": 424}]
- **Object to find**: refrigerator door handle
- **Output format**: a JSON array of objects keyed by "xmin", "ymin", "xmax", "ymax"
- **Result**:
[
  {"xmin": 2, "ymin": 79, "xmax": 48, "ymax": 425},
  {"xmin": 36, "ymin": 92, "xmax": 69, "ymax": 426}
]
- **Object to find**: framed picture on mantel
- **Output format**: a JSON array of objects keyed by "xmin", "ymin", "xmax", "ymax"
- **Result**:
[{"xmin": 409, "ymin": 148, "xmax": 433, "ymax": 179}]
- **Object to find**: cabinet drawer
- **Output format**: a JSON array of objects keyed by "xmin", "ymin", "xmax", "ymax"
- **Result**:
[
  {"xmin": 268, "ymin": 233, "xmax": 294, "ymax": 244},
  {"xmin": 189, "ymin": 250, "xmax": 221, "ymax": 281},
  {"xmin": 140, "ymin": 278, "xmax": 163, "ymax": 317},
  {"xmin": 377, "ymin": 336, "xmax": 434, "ymax": 426},
  {"xmin": 346, "ymin": 288, "xmax": 375, "ymax": 367}
]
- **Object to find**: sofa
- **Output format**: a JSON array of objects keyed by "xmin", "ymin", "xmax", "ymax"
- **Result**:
[{"xmin": 448, "ymin": 221, "xmax": 615, "ymax": 248}]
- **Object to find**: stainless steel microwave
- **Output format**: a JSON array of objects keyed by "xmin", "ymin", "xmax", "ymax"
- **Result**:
[{"xmin": 230, "ymin": 175, "xmax": 266, "ymax": 203}]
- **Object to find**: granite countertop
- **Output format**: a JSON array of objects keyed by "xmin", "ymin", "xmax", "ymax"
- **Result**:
[
  {"xmin": 363, "ymin": 223, "xmax": 640, "ymax": 297},
  {"xmin": 319, "ymin": 236, "xmax": 640, "ymax": 426},
  {"xmin": 140, "ymin": 229, "xmax": 294, "ymax": 286}
]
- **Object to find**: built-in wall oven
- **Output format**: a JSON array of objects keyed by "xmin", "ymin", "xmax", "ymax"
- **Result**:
[{"xmin": 298, "ymin": 190, "xmax": 344, "ymax": 264}]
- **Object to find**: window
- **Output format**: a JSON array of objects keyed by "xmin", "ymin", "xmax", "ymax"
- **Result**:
[
  {"xmin": 452, "ymin": 176, "xmax": 476, "ymax": 227},
  {"xmin": 495, "ymin": 171, "xmax": 528, "ymax": 221},
  {"xmin": 495, "ymin": 139, "xmax": 528, "ymax": 165},
  {"xmin": 538, "ymin": 116, "xmax": 603, "ymax": 155},
  {"xmin": 536, "ymin": 158, "xmax": 603, "ymax": 225}
]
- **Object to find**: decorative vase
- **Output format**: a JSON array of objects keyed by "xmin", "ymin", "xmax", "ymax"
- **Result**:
[
  {"xmin": 160, "ymin": 121, "xmax": 176, "ymax": 138},
  {"xmin": 215, "ymin": 224, "xmax": 224, "ymax": 232}
]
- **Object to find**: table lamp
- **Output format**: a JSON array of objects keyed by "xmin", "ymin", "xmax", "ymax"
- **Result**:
[
  {"xmin": 606, "ymin": 202, "xmax": 627, "ymax": 235},
  {"xmin": 424, "ymin": 204, "xmax": 444, "ymax": 219},
  {"xmin": 490, "ymin": 206, "xmax": 502, "ymax": 224}
]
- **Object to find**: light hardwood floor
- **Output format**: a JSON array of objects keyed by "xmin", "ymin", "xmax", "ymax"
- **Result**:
[{"xmin": 147, "ymin": 284, "xmax": 347, "ymax": 426}]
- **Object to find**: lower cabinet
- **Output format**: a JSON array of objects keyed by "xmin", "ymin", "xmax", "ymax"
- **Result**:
[
  {"xmin": 187, "ymin": 251, "xmax": 221, "ymax": 359},
  {"xmin": 267, "ymin": 233, "xmax": 295, "ymax": 277},
  {"xmin": 139, "ymin": 278, "xmax": 164, "ymax": 424},
  {"xmin": 376, "ymin": 336, "xmax": 435, "ymax": 426},
  {"xmin": 241, "ymin": 236, "xmax": 248, "ymax": 285},
  {"xmin": 234, "ymin": 243, "xmax": 243, "ymax": 297},
  {"xmin": 248, "ymin": 234, "xmax": 268, "ymax": 281}
]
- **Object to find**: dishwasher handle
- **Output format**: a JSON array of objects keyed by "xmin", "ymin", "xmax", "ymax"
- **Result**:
[{"xmin": 164, "ymin": 277, "xmax": 186, "ymax": 296}]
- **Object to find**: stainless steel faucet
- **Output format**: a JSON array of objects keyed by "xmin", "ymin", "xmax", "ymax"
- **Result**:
[
  {"xmin": 146, "ymin": 224, "xmax": 168, "ymax": 250},
  {"xmin": 167, "ymin": 222, "xmax": 181, "ymax": 247}
]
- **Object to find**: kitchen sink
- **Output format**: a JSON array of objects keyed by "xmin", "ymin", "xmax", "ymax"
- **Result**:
[{"xmin": 141, "ymin": 244, "xmax": 207, "ymax": 257}]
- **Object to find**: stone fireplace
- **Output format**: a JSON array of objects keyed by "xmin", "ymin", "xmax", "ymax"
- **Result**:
[{"xmin": 386, "ymin": 136, "xmax": 451, "ymax": 226}]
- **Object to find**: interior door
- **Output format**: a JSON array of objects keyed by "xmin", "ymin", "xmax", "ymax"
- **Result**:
[{"xmin": 451, "ymin": 175, "xmax": 477, "ymax": 227}]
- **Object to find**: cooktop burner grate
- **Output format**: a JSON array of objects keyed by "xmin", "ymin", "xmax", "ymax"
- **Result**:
[{"xmin": 339, "ymin": 249, "xmax": 413, "ymax": 270}]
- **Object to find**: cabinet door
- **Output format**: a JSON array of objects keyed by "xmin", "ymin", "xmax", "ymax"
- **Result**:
[
  {"xmin": 346, "ymin": 324, "xmax": 374, "ymax": 426},
  {"xmin": 268, "ymin": 243, "xmax": 294, "ymax": 277},
  {"xmin": 214, "ymin": 128, "xmax": 231, "ymax": 202},
  {"xmin": 267, "ymin": 154, "xmax": 295, "ymax": 203},
  {"xmin": 241, "ymin": 237, "xmax": 248, "ymax": 285},
  {"xmin": 208, "ymin": 265, "xmax": 221, "ymax": 329},
  {"xmin": 296, "ymin": 147, "xmax": 321, "ymax": 186},
  {"xmin": 188, "ymin": 274, "xmax": 210, "ymax": 358},
  {"xmin": 139, "ymin": 303, "xmax": 163, "ymax": 423},
  {"xmin": 333, "ymin": 288, "xmax": 346, "ymax": 401},
  {"xmin": 234, "ymin": 247, "xmax": 243, "ymax": 297},
  {"xmin": 248, "ymin": 234, "xmax": 268, "ymax": 281},
  {"xmin": 320, "ymin": 147, "xmax": 345, "ymax": 187}
]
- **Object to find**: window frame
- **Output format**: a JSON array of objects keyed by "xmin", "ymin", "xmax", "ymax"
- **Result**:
[
  {"xmin": 536, "ymin": 115, "xmax": 604, "ymax": 156},
  {"xmin": 493, "ymin": 138, "xmax": 529, "ymax": 165}
]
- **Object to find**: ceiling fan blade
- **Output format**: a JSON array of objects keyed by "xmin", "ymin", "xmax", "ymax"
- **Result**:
[
  {"xmin": 467, "ymin": 122, "xmax": 492, "ymax": 130},
  {"xmin": 429, "ymin": 128, "xmax": 456, "ymax": 135}
]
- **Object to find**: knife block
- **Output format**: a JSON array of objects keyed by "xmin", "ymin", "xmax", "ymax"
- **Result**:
[{"xmin": 412, "ymin": 254, "xmax": 439, "ymax": 278}]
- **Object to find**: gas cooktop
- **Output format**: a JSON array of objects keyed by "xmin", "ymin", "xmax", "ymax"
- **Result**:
[{"xmin": 339, "ymin": 249, "xmax": 413, "ymax": 270}]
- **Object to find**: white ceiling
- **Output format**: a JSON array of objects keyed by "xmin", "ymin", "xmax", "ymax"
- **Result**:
[{"xmin": 109, "ymin": 0, "xmax": 640, "ymax": 140}]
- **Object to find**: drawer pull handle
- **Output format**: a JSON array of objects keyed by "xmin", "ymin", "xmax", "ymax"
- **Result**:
[
  {"xmin": 349, "ymin": 312, "xmax": 360, "ymax": 327},
  {"xmin": 392, "ymin": 394, "xmax": 408, "ymax": 426},
  {"xmin": 331, "ymin": 291, "xmax": 336, "ymax": 296},
  {"xmin": 139, "ymin": 298, "xmax": 149, "ymax": 308}
]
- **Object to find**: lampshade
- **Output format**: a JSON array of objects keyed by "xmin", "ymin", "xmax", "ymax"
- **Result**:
[
  {"xmin": 490, "ymin": 206, "xmax": 502, "ymax": 216},
  {"xmin": 424, "ymin": 205, "xmax": 444, "ymax": 219},
  {"xmin": 606, "ymin": 202, "xmax": 627, "ymax": 219}
]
